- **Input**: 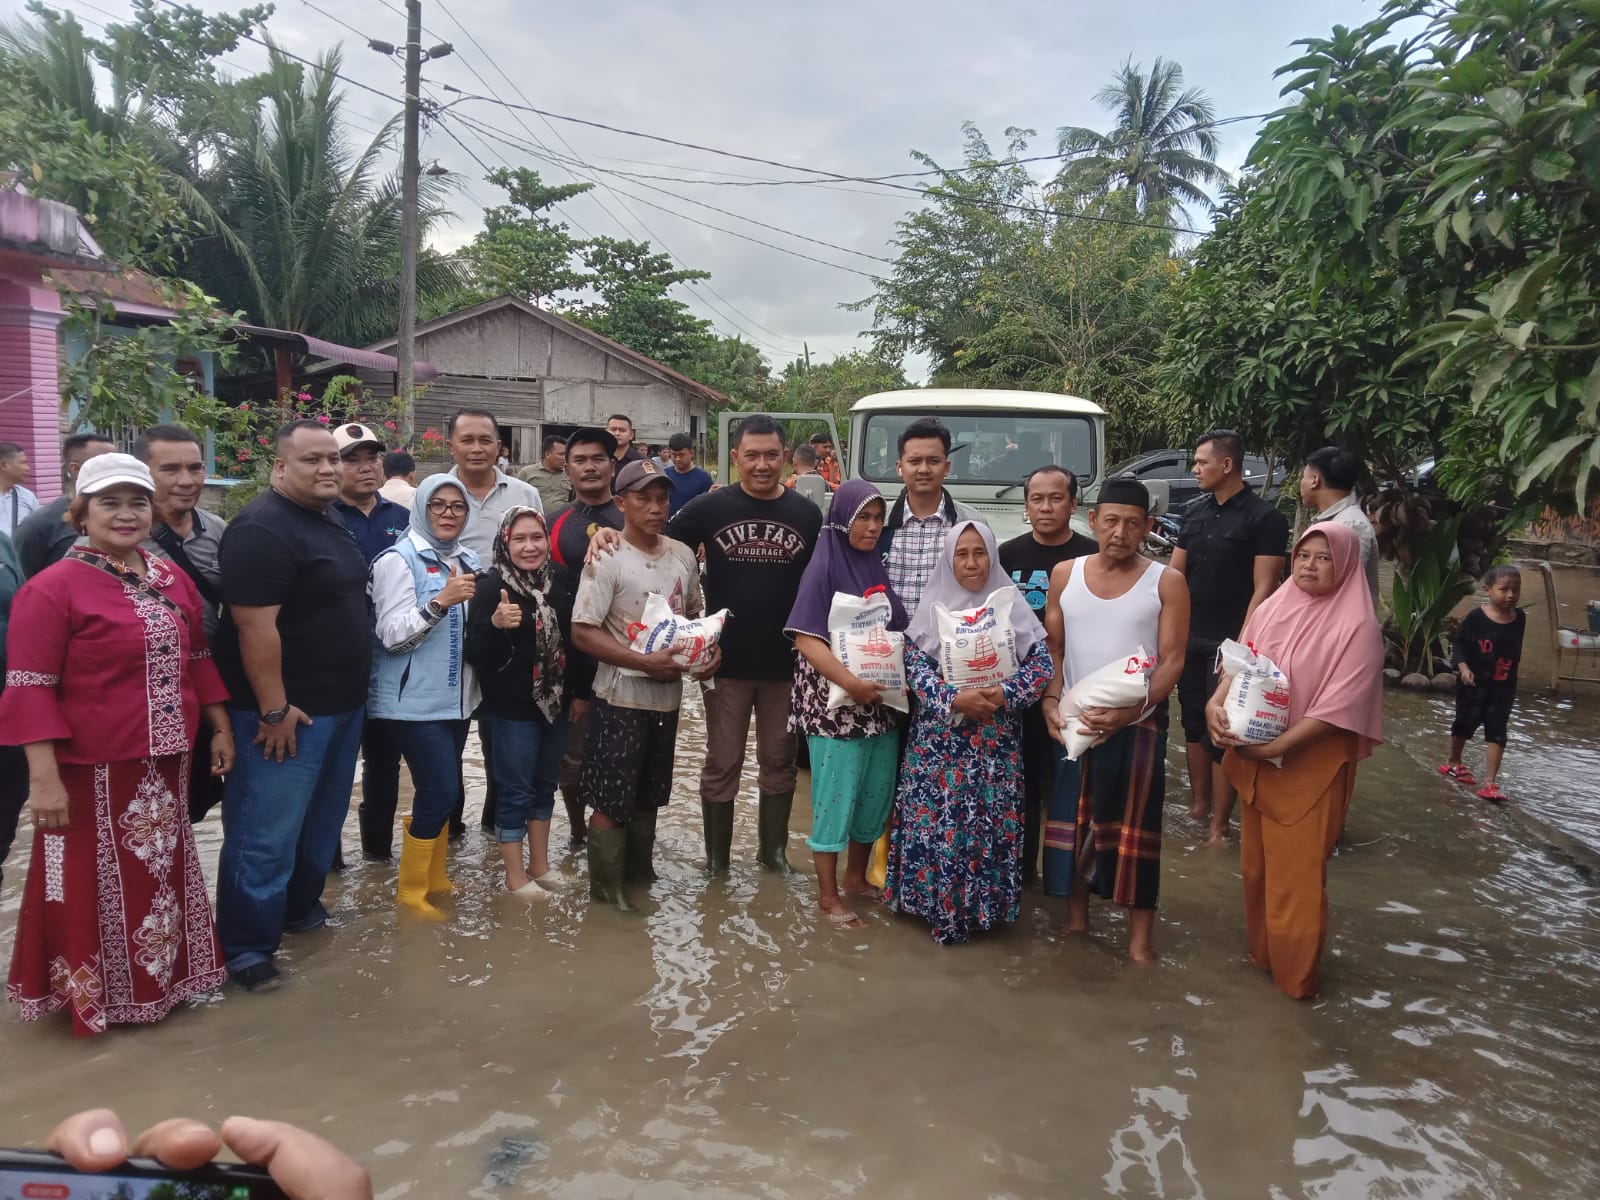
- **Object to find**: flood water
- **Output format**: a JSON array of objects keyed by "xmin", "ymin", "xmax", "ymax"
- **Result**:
[{"xmin": 2, "ymin": 684, "xmax": 1598, "ymax": 1199}]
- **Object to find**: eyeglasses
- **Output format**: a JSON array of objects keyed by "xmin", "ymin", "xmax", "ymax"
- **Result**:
[{"xmin": 427, "ymin": 500, "xmax": 469, "ymax": 516}]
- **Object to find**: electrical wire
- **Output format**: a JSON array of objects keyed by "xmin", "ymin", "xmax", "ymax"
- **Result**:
[{"xmin": 428, "ymin": 0, "xmax": 808, "ymax": 355}]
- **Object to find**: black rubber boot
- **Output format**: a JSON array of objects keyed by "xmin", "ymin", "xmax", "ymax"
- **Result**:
[
  {"xmin": 624, "ymin": 808, "xmax": 659, "ymax": 883},
  {"xmin": 702, "ymin": 801, "xmax": 734, "ymax": 876},
  {"xmin": 756, "ymin": 791, "xmax": 796, "ymax": 874},
  {"xmin": 358, "ymin": 806, "xmax": 394, "ymax": 861},
  {"xmin": 586, "ymin": 824, "xmax": 634, "ymax": 911}
]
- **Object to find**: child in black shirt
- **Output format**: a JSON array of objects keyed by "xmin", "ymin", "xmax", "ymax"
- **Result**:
[{"xmin": 1439, "ymin": 565, "xmax": 1525, "ymax": 802}]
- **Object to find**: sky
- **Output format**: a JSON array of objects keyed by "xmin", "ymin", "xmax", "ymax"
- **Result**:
[{"xmin": 6, "ymin": 0, "xmax": 1383, "ymax": 372}]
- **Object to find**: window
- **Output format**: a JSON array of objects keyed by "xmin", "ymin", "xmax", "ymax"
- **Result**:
[{"xmin": 861, "ymin": 411, "xmax": 1096, "ymax": 486}]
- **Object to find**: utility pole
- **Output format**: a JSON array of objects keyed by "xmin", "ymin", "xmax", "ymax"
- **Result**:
[
  {"xmin": 803, "ymin": 341, "xmax": 811, "ymax": 371},
  {"xmin": 395, "ymin": 0, "xmax": 422, "ymax": 446}
]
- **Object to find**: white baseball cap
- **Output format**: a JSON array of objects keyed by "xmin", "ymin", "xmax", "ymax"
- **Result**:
[
  {"xmin": 75, "ymin": 452, "xmax": 154, "ymax": 495},
  {"xmin": 333, "ymin": 422, "xmax": 385, "ymax": 456}
]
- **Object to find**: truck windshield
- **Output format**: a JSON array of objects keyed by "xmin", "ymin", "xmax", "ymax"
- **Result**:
[{"xmin": 859, "ymin": 411, "xmax": 1096, "ymax": 486}]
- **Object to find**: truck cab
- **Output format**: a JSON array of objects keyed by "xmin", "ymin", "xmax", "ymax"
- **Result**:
[{"xmin": 847, "ymin": 390, "xmax": 1108, "ymax": 541}]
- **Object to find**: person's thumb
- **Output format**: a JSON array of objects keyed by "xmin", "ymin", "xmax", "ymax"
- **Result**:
[
  {"xmin": 501, "ymin": 589, "xmax": 511, "ymax": 606},
  {"xmin": 221, "ymin": 1116, "xmax": 372, "ymax": 1200},
  {"xmin": 447, "ymin": 561, "xmax": 458, "ymax": 577}
]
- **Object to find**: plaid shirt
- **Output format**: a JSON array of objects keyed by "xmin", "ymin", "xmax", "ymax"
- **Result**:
[{"xmin": 885, "ymin": 510, "xmax": 952, "ymax": 615}]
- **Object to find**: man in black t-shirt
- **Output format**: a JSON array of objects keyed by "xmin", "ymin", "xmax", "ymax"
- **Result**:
[
  {"xmin": 998, "ymin": 465, "xmax": 1098, "ymax": 890},
  {"xmin": 1170, "ymin": 430, "xmax": 1289, "ymax": 845},
  {"xmin": 660, "ymin": 416, "xmax": 822, "ymax": 874},
  {"xmin": 212, "ymin": 420, "xmax": 373, "ymax": 993},
  {"xmin": 546, "ymin": 427, "xmax": 623, "ymax": 848}
]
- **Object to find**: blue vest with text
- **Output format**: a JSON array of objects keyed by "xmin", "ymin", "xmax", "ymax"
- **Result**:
[{"xmin": 367, "ymin": 538, "xmax": 480, "ymax": 721}]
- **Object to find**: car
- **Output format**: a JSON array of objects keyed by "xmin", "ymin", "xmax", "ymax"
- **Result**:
[{"xmin": 1107, "ymin": 447, "xmax": 1286, "ymax": 510}]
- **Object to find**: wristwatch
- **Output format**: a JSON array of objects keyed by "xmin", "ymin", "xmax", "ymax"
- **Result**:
[
  {"xmin": 261, "ymin": 704, "xmax": 291, "ymax": 726},
  {"xmin": 425, "ymin": 598, "xmax": 446, "ymax": 618}
]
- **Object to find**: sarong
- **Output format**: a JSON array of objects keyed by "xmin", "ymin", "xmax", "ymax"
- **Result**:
[{"xmin": 1069, "ymin": 716, "xmax": 1166, "ymax": 909}]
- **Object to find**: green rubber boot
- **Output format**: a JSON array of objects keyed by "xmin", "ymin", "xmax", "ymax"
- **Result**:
[
  {"xmin": 756, "ymin": 791, "xmax": 796, "ymax": 875},
  {"xmin": 702, "ymin": 801, "xmax": 734, "ymax": 877},
  {"xmin": 624, "ymin": 808, "xmax": 659, "ymax": 883},
  {"xmin": 586, "ymin": 824, "xmax": 634, "ymax": 911}
]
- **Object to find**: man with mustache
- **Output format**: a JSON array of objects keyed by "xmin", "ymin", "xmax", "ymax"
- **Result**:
[
  {"xmin": 545, "ymin": 427, "xmax": 622, "ymax": 849},
  {"xmin": 135, "ymin": 424, "xmax": 231, "ymax": 823}
]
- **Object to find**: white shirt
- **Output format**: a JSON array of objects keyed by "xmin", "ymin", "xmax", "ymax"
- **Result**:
[
  {"xmin": 1317, "ymin": 494, "xmax": 1381, "ymax": 608},
  {"xmin": 379, "ymin": 477, "xmax": 416, "ymax": 506},
  {"xmin": 2, "ymin": 484, "xmax": 39, "ymax": 538}
]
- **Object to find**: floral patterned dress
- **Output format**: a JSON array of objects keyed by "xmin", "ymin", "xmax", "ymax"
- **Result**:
[
  {"xmin": 0, "ymin": 549, "xmax": 228, "ymax": 1035},
  {"xmin": 884, "ymin": 641, "xmax": 1052, "ymax": 944}
]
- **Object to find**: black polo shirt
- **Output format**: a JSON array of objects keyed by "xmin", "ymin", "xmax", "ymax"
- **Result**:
[
  {"xmin": 1177, "ymin": 484, "xmax": 1289, "ymax": 642},
  {"xmin": 214, "ymin": 489, "xmax": 373, "ymax": 715}
]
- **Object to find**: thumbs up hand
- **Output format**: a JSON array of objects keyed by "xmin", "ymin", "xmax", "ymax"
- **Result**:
[
  {"xmin": 437, "ymin": 561, "xmax": 477, "ymax": 608},
  {"xmin": 492, "ymin": 587, "xmax": 523, "ymax": 630}
]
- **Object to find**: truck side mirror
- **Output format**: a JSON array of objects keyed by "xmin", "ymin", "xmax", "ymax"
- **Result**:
[{"xmin": 1144, "ymin": 478, "xmax": 1171, "ymax": 517}]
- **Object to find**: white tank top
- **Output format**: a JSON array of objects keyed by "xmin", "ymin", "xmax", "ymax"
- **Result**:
[{"xmin": 1058, "ymin": 557, "xmax": 1166, "ymax": 688}]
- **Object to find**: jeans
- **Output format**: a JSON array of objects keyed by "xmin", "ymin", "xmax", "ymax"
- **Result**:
[
  {"xmin": 215, "ymin": 706, "xmax": 365, "ymax": 976},
  {"xmin": 357, "ymin": 716, "xmax": 404, "ymax": 857},
  {"xmin": 485, "ymin": 712, "xmax": 569, "ymax": 840},
  {"xmin": 398, "ymin": 719, "xmax": 471, "ymax": 841}
]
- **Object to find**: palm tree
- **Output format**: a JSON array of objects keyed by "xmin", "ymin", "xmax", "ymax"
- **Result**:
[
  {"xmin": 1055, "ymin": 57, "xmax": 1226, "ymax": 224},
  {"xmin": 181, "ymin": 42, "xmax": 458, "ymax": 348}
]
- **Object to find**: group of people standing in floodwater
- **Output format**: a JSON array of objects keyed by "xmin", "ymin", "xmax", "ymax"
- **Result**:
[{"xmin": 0, "ymin": 410, "xmax": 1396, "ymax": 1038}]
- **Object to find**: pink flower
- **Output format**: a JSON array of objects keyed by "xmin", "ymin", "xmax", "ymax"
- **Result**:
[
  {"xmin": 296, "ymin": 392, "xmax": 313, "ymax": 402},
  {"xmin": 316, "ymin": 414, "xmax": 330, "ymax": 425},
  {"xmin": 257, "ymin": 436, "xmax": 269, "ymax": 446},
  {"xmin": 383, "ymin": 420, "xmax": 397, "ymax": 430}
]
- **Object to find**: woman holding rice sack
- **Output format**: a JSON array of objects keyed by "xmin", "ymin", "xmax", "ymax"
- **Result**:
[
  {"xmin": 1207, "ymin": 521, "xmax": 1383, "ymax": 999},
  {"xmin": 784, "ymin": 479, "xmax": 909, "ymax": 930},
  {"xmin": 884, "ymin": 521, "xmax": 1052, "ymax": 944}
]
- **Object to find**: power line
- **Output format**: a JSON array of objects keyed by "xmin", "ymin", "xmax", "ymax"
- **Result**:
[
  {"xmin": 428, "ymin": 0, "xmax": 807, "ymax": 355},
  {"xmin": 452, "ymin": 112, "xmax": 882, "ymax": 279}
]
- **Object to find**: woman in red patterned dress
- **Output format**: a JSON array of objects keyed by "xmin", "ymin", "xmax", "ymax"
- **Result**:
[{"xmin": 0, "ymin": 453, "xmax": 233, "ymax": 1035}]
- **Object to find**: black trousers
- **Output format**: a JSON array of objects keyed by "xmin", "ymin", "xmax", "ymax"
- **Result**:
[
  {"xmin": 448, "ymin": 712, "xmax": 498, "ymax": 836},
  {"xmin": 0, "ymin": 743, "xmax": 28, "ymax": 891},
  {"xmin": 1019, "ymin": 705, "xmax": 1055, "ymax": 885},
  {"xmin": 358, "ymin": 716, "xmax": 405, "ymax": 857}
]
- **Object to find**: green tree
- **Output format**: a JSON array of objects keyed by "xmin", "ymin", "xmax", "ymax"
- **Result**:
[
  {"xmin": 1235, "ymin": 0, "xmax": 1600, "ymax": 515},
  {"xmin": 179, "ymin": 42, "xmax": 459, "ymax": 348},
  {"xmin": 566, "ymin": 236, "xmax": 711, "ymax": 366},
  {"xmin": 1055, "ymin": 57, "xmax": 1226, "ymax": 223},
  {"xmin": 766, "ymin": 349, "xmax": 908, "ymax": 430},
  {"xmin": 432, "ymin": 166, "xmax": 594, "ymax": 314}
]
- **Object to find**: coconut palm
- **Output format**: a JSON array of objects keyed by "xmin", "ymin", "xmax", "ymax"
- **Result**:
[
  {"xmin": 1055, "ymin": 57, "xmax": 1226, "ymax": 224},
  {"xmin": 182, "ymin": 43, "xmax": 459, "ymax": 349}
]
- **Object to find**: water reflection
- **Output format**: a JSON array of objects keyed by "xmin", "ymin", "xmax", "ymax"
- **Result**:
[{"xmin": 0, "ymin": 690, "xmax": 1596, "ymax": 1199}]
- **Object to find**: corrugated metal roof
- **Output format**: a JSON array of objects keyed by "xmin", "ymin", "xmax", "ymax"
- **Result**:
[{"xmin": 238, "ymin": 324, "xmax": 439, "ymax": 381}]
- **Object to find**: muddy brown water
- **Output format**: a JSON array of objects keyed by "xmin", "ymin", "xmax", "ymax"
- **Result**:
[{"xmin": 2, "ymin": 684, "xmax": 1597, "ymax": 1199}]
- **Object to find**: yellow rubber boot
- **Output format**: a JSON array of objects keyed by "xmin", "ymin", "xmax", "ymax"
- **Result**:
[
  {"xmin": 397, "ymin": 827, "xmax": 445, "ymax": 920},
  {"xmin": 427, "ymin": 825, "xmax": 456, "ymax": 896}
]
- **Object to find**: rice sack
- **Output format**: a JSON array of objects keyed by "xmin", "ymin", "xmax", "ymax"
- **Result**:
[
  {"xmin": 1216, "ymin": 638, "xmax": 1291, "ymax": 744},
  {"xmin": 1055, "ymin": 647, "xmax": 1156, "ymax": 760},
  {"xmin": 933, "ymin": 587, "xmax": 1023, "ymax": 689},
  {"xmin": 826, "ymin": 589, "xmax": 909, "ymax": 713},
  {"xmin": 619, "ymin": 592, "xmax": 728, "ymax": 676}
]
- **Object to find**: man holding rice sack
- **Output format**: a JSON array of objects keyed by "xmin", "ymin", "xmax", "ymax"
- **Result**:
[{"xmin": 1041, "ymin": 479, "xmax": 1189, "ymax": 963}]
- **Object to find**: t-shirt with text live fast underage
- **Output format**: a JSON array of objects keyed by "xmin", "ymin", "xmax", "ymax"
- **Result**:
[
  {"xmin": 213, "ymin": 488, "xmax": 373, "ymax": 715},
  {"xmin": 998, "ymin": 530, "xmax": 1099, "ymax": 615},
  {"xmin": 667, "ymin": 485, "xmax": 822, "ymax": 680}
]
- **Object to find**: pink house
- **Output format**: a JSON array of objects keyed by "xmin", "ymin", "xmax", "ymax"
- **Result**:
[{"xmin": 0, "ymin": 187, "xmax": 109, "ymax": 503}]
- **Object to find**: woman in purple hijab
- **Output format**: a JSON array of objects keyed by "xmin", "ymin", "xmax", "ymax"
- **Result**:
[
  {"xmin": 785, "ymin": 479, "xmax": 908, "ymax": 929},
  {"xmin": 884, "ymin": 520, "xmax": 1053, "ymax": 944}
]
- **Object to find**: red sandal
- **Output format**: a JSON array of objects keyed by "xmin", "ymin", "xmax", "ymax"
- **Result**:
[
  {"xmin": 1477, "ymin": 784, "xmax": 1508, "ymax": 803},
  {"xmin": 1438, "ymin": 764, "xmax": 1478, "ymax": 786}
]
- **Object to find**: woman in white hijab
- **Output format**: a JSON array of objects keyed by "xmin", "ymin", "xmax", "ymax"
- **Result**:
[{"xmin": 884, "ymin": 521, "xmax": 1052, "ymax": 944}]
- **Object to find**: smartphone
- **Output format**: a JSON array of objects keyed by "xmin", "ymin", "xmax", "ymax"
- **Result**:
[{"xmin": 0, "ymin": 1149, "xmax": 288, "ymax": 1199}]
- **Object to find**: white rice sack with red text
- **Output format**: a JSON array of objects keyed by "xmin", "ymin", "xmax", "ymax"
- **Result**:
[
  {"xmin": 1055, "ymin": 647, "xmax": 1155, "ymax": 760},
  {"xmin": 933, "ymin": 588, "xmax": 1022, "ymax": 688},
  {"xmin": 826, "ymin": 590, "xmax": 909, "ymax": 713},
  {"xmin": 1217, "ymin": 638, "xmax": 1291, "ymax": 744},
  {"xmin": 619, "ymin": 592, "xmax": 728, "ymax": 676}
]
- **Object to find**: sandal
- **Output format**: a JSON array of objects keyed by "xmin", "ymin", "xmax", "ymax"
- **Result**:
[
  {"xmin": 1477, "ymin": 784, "xmax": 1508, "ymax": 803},
  {"xmin": 824, "ymin": 909, "xmax": 864, "ymax": 929},
  {"xmin": 1439, "ymin": 763, "xmax": 1478, "ymax": 786}
]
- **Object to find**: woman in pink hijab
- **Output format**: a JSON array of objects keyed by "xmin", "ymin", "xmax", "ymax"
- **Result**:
[{"xmin": 1206, "ymin": 521, "xmax": 1384, "ymax": 999}]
